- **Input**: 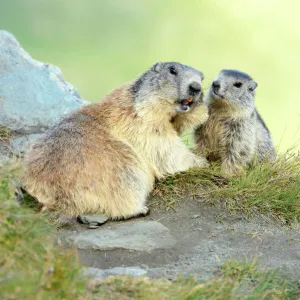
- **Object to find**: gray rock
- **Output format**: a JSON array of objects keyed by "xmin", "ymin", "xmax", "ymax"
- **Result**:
[
  {"xmin": 0, "ymin": 153, "xmax": 9, "ymax": 166},
  {"xmin": 83, "ymin": 266, "xmax": 147, "ymax": 280},
  {"xmin": 0, "ymin": 30, "xmax": 89, "ymax": 135},
  {"xmin": 66, "ymin": 220, "xmax": 176, "ymax": 252},
  {"xmin": 10, "ymin": 133, "xmax": 42, "ymax": 156},
  {"xmin": 77, "ymin": 214, "xmax": 109, "ymax": 227}
]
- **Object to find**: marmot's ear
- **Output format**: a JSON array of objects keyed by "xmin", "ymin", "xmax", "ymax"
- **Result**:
[
  {"xmin": 152, "ymin": 62, "xmax": 163, "ymax": 73},
  {"xmin": 249, "ymin": 80, "xmax": 258, "ymax": 92}
]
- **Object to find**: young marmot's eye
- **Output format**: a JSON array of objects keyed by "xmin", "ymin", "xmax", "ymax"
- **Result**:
[
  {"xmin": 234, "ymin": 82, "xmax": 242, "ymax": 88},
  {"xmin": 169, "ymin": 67, "xmax": 177, "ymax": 76}
]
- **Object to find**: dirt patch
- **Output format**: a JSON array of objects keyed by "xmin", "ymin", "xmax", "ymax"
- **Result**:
[{"xmin": 60, "ymin": 199, "xmax": 300, "ymax": 281}]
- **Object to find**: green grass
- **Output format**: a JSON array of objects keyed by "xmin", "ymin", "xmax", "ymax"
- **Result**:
[
  {"xmin": 0, "ymin": 160, "xmax": 300, "ymax": 299},
  {"xmin": 0, "ymin": 161, "xmax": 87, "ymax": 300},
  {"xmin": 152, "ymin": 152, "xmax": 300, "ymax": 223},
  {"xmin": 93, "ymin": 259, "xmax": 299, "ymax": 299}
]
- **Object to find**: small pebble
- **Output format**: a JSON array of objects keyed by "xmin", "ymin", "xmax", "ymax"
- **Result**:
[{"xmin": 88, "ymin": 224, "xmax": 101, "ymax": 229}]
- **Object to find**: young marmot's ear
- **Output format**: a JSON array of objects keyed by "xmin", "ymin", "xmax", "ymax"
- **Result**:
[
  {"xmin": 152, "ymin": 62, "xmax": 163, "ymax": 73},
  {"xmin": 249, "ymin": 80, "xmax": 258, "ymax": 92}
]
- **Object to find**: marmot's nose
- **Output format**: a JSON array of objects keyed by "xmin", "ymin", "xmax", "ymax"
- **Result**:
[
  {"xmin": 188, "ymin": 82, "xmax": 202, "ymax": 96},
  {"xmin": 212, "ymin": 80, "xmax": 221, "ymax": 92}
]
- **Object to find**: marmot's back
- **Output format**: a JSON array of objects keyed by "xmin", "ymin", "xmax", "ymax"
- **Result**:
[{"xmin": 255, "ymin": 110, "xmax": 275, "ymax": 160}]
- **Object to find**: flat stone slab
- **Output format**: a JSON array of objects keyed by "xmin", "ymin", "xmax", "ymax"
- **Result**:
[
  {"xmin": 83, "ymin": 266, "xmax": 147, "ymax": 280},
  {"xmin": 66, "ymin": 220, "xmax": 176, "ymax": 252}
]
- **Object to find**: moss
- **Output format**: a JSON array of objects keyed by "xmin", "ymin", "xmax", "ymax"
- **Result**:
[{"xmin": 0, "ymin": 126, "xmax": 11, "ymax": 141}]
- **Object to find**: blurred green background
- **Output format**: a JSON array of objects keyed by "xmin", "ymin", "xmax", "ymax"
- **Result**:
[{"xmin": 1, "ymin": 0, "xmax": 299, "ymax": 151}]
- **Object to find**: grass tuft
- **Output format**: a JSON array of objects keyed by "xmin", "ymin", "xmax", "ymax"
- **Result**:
[
  {"xmin": 93, "ymin": 259, "xmax": 299, "ymax": 299},
  {"xmin": 213, "ymin": 152, "xmax": 300, "ymax": 222},
  {"xmin": 0, "ymin": 125, "xmax": 11, "ymax": 141},
  {"xmin": 151, "ymin": 163, "xmax": 226, "ymax": 204},
  {"xmin": 0, "ymin": 161, "xmax": 87, "ymax": 300},
  {"xmin": 151, "ymin": 152, "xmax": 300, "ymax": 223}
]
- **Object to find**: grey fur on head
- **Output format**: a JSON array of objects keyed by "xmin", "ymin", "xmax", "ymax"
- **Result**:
[
  {"xmin": 205, "ymin": 69, "xmax": 258, "ymax": 112},
  {"xmin": 132, "ymin": 62, "xmax": 204, "ymax": 112}
]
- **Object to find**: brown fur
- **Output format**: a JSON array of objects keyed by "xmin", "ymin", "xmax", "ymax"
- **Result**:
[{"xmin": 23, "ymin": 79, "xmax": 208, "ymax": 218}]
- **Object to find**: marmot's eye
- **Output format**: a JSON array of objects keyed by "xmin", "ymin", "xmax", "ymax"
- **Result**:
[
  {"xmin": 169, "ymin": 67, "xmax": 177, "ymax": 76},
  {"xmin": 234, "ymin": 82, "xmax": 242, "ymax": 88}
]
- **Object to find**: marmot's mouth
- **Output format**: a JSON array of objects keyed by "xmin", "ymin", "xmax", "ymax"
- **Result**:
[
  {"xmin": 212, "ymin": 90, "xmax": 224, "ymax": 100},
  {"xmin": 180, "ymin": 97, "xmax": 194, "ymax": 111}
]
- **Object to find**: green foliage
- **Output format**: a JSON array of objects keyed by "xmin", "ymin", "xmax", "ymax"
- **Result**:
[
  {"xmin": 217, "ymin": 259, "xmax": 299, "ymax": 299},
  {"xmin": 94, "ymin": 259, "xmax": 299, "ymax": 299},
  {"xmin": 0, "ymin": 162, "xmax": 87, "ymax": 300}
]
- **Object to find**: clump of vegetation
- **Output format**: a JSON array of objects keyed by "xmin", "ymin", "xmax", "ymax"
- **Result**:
[
  {"xmin": 0, "ymin": 125, "xmax": 11, "ymax": 141},
  {"xmin": 152, "ymin": 152, "xmax": 300, "ymax": 223},
  {"xmin": 0, "ymin": 161, "xmax": 87, "ymax": 299},
  {"xmin": 94, "ymin": 259, "xmax": 299, "ymax": 299}
]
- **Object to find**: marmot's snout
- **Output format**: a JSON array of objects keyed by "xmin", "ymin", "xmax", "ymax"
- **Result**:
[
  {"xmin": 188, "ymin": 82, "xmax": 202, "ymax": 96},
  {"xmin": 212, "ymin": 80, "xmax": 220, "ymax": 92},
  {"xmin": 178, "ymin": 80, "xmax": 203, "ymax": 112},
  {"xmin": 211, "ymin": 80, "xmax": 223, "ymax": 99}
]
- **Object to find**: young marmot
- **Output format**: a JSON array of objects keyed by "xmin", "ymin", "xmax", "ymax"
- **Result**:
[
  {"xmin": 195, "ymin": 69, "xmax": 275, "ymax": 176},
  {"xmin": 22, "ymin": 62, "xmax": 208, "ymax": 219}
]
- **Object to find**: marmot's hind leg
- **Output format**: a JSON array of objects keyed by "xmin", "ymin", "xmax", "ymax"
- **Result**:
[
  {"xmin": 86, "ymin": 165, "xmax": 154, "ymax": 220},
  {"xmin": 107, "ymin": 188, "xmax": 151, "ymax": 221}
]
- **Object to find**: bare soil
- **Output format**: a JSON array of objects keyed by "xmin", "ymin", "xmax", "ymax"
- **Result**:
[{"xmin": 60, "ymin": 199, "xmax": 300, "ymax": 281}]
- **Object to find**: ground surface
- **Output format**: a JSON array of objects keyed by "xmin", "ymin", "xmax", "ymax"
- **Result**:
[{"xmin": 60, "ymin": 199, "xmax": 300, "ymax": 281}]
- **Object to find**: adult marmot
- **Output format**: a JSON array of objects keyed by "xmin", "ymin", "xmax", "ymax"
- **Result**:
[
  {"xmin": 195, "ymin": 69, "xmax": 275, "ymax": 176},
  {"xmin": 23, "ymin": 62, "xmax": 208, "ymax": 219}
]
